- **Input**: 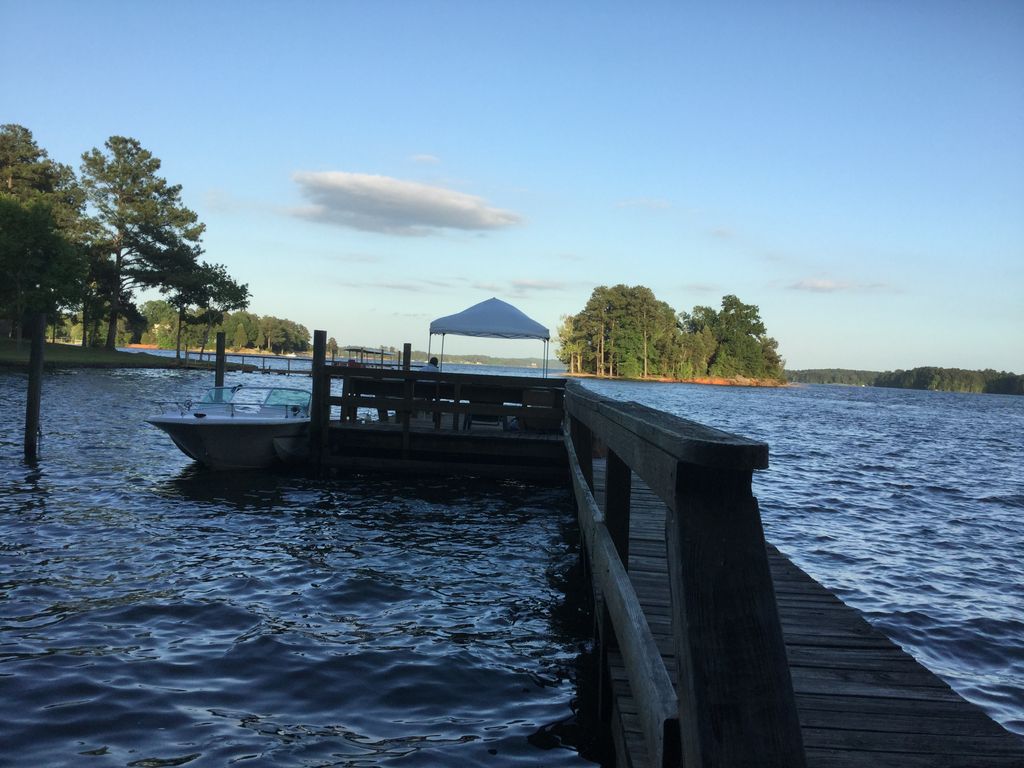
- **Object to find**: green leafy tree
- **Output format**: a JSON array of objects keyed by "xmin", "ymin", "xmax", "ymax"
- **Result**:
[
  {"xmin": 0, "ymin": 198, "xmax": 84, "ymax": 337},
  {"xmin": 232, "ymin": 322, "xmax": 248, "ymax": 350},
  {"xmin": 562, "ymin": 287, "xmax": 785, "ymax": 382},
  {"xmin": 223, "ymin": 310, "xmax": 260, "ymax": 348},
  {"xmin": 140, "ymin": 299, "xmax": 179, "ymax": 347},
  {"xmin": 0, "ymin": 125, "xmax": 89, "ymax": 339},
  {"xmin": 80, "ymin": 136, "xmax": 205, "ymax": 350},
  {"xmin": 0, "ymin": 125, "xmax": 85, "ymax": 232},
  {"xmin": 162, "ymin": 261, "xmax": 249, "ymax": 360}
]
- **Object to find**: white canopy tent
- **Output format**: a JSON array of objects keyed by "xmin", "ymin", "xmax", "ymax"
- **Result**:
[{"xmin": 428, "ymin": 297, "xmax": 551, "ymax": 376}]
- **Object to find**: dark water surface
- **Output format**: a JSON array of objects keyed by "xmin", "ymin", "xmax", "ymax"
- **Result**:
[
  {"xmin": 3, "ymin": 369, "xmax": 1023, "ymax": 766},
  {"xmin": 584, "ymin": 378, "xmax": 1024, "ymax": 738},
  {"xmin": 1, "ymin": 369, "xmax": 595, "ymax": 767}
]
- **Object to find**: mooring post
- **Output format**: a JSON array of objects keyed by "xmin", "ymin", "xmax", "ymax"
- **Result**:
[
  {"xmin": 310, "ymin": 330, "xmax": 328, "ymax": 466},
  {"xmin": 24, "ymin": 313, "xmax": 46, "ymax": 462},
  {"xmin": 215, "ymin": 331, "xmax": 226, "ymax": 387},
  {"xmin": 402, "ymin": 343, "xmax": 411, "ymax": 370}
]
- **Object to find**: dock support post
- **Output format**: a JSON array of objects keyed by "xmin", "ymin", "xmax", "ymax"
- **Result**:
[
  {"xmin": 668, "ymin": 465, "xmax": 805, "ymax": 767},
  {"xmin": 402, "ymin": 343, "xmax": 411, "ymax": 370},
  {"xmin": 214, "ymin": 331, "xmax": 226, "ymax": 387},
  {"xmin": 570, "ymin": 418, "xmax": 594, "ymax": 492},
  {"xmin": 24, "ymin": 313, "xmax": 45, "ymax": 462},
  {"xmin": 310, "ymin": 330, "xmax": 327, "ymax": 467},
  {"xmin": 605, "ymin": 449, "xmax": 631, "ymax": 565}
]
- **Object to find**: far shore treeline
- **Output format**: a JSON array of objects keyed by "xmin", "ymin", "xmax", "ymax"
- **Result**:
[
  {"xmin": 4, "ymin": 124, "xmax": 1020, "ymax": 395},
  {"xmin": 558, "ymin": 286, "xmax": 785, "ymax": 382},
  {"xmin": 788, "ymin": 367, "xmax": 1024, "ymax": 395}
]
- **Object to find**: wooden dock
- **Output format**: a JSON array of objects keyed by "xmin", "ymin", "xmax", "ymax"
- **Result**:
[
  {"xmin": 592, "ymin": 464, "xmax": 1024, "ymax": 767},
  {"xmin": 308, "ymin": 333, "xmax": 568, "ymax": 480},
  {"xmin": 565, "ymin": 382, "xmax": 1024, "ymax": 767},
  {"xmin": 301, "ymin": 331, "xmax": 1024, "ymax": 766}
]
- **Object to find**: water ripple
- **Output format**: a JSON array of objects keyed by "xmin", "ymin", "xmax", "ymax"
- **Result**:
[{"xmin": 0, "ymin": 370, "xmax": 597, "ymax": 766}]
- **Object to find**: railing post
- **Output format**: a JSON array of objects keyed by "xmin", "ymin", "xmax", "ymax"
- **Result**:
[
  {"xmin": 24, "ymin": 313, "xmax": 45, "ymax": 462},
  {"xmin": 667, "ymin": 464, "xmax": 805, "ymax": 767},
  {"xmin": 310, "ymin": 330, "xmax": 327, "ymax": 465},
  {"xmin": 214, "ymin": 331, "xmax": 226, "ymax": 387},
  {"xmin": 605, "ymin": 449, "xmax": 631, "ymax": 566},
  {"xmin": 570, "ymin": 417, "xmax": 594, "ymax": 492}
]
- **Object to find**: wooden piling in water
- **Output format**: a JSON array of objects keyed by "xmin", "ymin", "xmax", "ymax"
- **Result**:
[
  {"xmin": 23, "ymin": 313, "xmax": 46, "ymax": 462},
  {"xmin": 310, "ymin": 330, "xmax": 328, "ymax": 465},
  {"xmin": 214, "ymin": 332, "xmax": 226, "ymax": 387}
]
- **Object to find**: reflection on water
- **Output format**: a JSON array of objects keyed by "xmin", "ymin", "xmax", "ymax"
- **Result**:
[
  {"xmin": 584, "ymin": 378, "xmax": 1024, "ymax": 737},
  {"xmin": 0, "ymin": 370, "xmax": 599, "ymax": 766}
]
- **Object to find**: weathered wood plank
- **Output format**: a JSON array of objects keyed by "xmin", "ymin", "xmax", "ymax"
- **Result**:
[
  {"xmin": 567, "ymin": 434, "xmax": 680, "ymax": 768},
  {"xmin": 565, "ymin": 380, "xmax": 768, "ymax": 471}
]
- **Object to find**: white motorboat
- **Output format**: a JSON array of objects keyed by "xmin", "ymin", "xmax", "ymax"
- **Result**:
[{"xmin": 147, "ymin": 385, "xmax": 311, "ymax": 469}]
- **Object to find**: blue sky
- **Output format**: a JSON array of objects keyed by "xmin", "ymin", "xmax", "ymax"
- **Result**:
[{"xmin": 5, "ymin": 1, "xmax": 1022, "ymax": 370}]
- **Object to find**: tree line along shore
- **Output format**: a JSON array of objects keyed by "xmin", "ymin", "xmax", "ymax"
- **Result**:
[
  {"xmin": 787, "ymin": 367, "xmax": 1024, "ymax": 395},
  {"xmin": 2, "ymin": 335, "xmax": 1019, "ymax": 397},
  {"xmin": 3, "ymin": 124, "xmax": 1018, "ymax": 395}
]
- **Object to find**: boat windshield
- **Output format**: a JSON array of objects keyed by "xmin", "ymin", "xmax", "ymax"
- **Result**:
[
  {"xmin": 199, "ymin": 387, "xmax": 238, "ymax": 404},
  {"xmin": 262, "ymin": 389, "xmax": 312, "ymax": 408}
]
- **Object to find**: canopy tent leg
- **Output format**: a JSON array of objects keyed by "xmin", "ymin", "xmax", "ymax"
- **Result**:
[{"xmin": 439, "ymin": 334, "xmax": 446, "ymax": 371}]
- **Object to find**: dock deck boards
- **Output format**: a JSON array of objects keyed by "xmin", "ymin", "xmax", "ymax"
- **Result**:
[{"xmin": 593, "ymin": 462, "xmax": 1024, "ymax": 767}]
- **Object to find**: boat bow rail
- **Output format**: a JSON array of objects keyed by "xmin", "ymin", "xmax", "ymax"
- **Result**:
[{"xmin": 152, "ymin": 386, "xmax": 311, "ymax": 418}]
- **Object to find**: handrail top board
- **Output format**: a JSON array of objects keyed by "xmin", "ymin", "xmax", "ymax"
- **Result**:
[
  {"xmin": 565, "ymin": 380, "xmax": 768, "ymax": 470},
  {"xmin": 328, "ymin": 365, "xmax": 566, "ymax": 389}
]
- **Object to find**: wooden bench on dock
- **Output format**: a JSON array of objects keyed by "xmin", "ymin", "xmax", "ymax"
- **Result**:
[{"xmin": 564, "ymin": 380, "xmax": 1024, "ymax": 767}]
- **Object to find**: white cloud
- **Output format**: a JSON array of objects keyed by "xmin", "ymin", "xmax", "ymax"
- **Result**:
[
  {"xmin": 411, "ymin": 154, "xmax": 441, "ymax": 164},
  {"xmin": 469, "ymin": 279, "xmax": 568, "ymax": 297},
  {"xmin": 510, "ymin": 279, "xmax": 565, "ymax": 293},
  {"xmin": 291, "ymin": 171, "xmax": 522, "ymax": 236},
  {"xmin": 789, "ymin": 278, "xmax": 888, "ymax": 293}
]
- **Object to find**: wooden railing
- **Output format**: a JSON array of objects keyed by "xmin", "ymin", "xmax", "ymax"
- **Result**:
[
  {"xmin": 563, "ymin": 380, "xmax": 805, "ymax": 768},
  {"xmin": 309, "ymin": 330, "xmax": 565, "ymax": 459},
  {"xmin": 327, "ymin": 366, "xmax": 564, "ymax": 432}
]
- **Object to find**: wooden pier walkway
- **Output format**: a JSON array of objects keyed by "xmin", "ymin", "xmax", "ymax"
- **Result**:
[
  {"xmin": 564, "ymin": 381, "xmax": 1024, "ymax": 768},
  {"xmin": 593, "ymin": 463, "xmax": 1024, "ymax": 767}
]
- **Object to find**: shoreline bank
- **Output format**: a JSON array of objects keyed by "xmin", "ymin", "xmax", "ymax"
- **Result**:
[{"xmin": 563, "ymin": 372, "xmax": 789, "ymax": 388}]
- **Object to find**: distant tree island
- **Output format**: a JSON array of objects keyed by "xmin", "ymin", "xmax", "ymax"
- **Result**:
[
  {"xmin": 789, "ymin": 367, "xmax": 1023, "ymax": 395},
  {"xmin": 558, "ymin": 286, "xmax": 785, "ymax": 384}
]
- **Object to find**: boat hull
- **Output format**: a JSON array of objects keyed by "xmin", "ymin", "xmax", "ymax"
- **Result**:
[{"xmin": 147, "ymin": 416, "xmax": 310, "ymax": 470}]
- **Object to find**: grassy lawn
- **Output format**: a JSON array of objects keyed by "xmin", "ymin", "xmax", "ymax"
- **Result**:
[{"xmin": 0, "ymin": 339, "xmax": 209, "ymax": 369}]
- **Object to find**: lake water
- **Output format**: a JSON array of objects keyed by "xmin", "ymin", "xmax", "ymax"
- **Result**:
[
  {"xmin": 2, "ymin": 368, "xmax": 1022, "ymax": 766},
  {"xmin": 0, "ymin": 368, "xmax": 596, "ymax": 767}
]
